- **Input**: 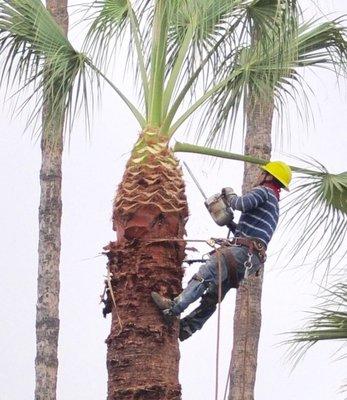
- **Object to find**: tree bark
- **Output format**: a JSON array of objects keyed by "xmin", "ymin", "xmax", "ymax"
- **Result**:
[
  {"xmin": 105, "ymin": 131, "xmax": 188, "ymax": 400},
  {"xmin": 35, "ymin": 2, "xmax": 68, "ymax": 400},
  {"xmin": 228, "ymin": 97, "xmax": 274, "ymax": 400}
]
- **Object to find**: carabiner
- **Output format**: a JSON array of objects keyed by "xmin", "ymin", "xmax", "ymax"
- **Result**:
[{"xmin": 243, "ymin": 252, "xmax": 253, "ymax": 279}]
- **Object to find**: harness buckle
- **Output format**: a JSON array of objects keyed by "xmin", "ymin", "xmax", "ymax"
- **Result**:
[
  {"xmin": 192, "ymin": 273, "xmax": 205, "ymax": 284},
  {"xmin": 243, "ymin": 252, "xmax": 253, "ymax": 279}
]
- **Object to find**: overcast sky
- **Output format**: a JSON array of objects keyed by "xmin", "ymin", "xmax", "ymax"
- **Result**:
[{"xmin": 0, "ymin": 1, "xmax": 346, "ymax": 399}]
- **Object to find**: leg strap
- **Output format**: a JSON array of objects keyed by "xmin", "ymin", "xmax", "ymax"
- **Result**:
[
  {"xmin": 218, "ymin": 247, "xmax": 239, "ymax": 289},
  {"xmin": 191, "ymin": 273, "xmax": 208, "ymax": 287}
]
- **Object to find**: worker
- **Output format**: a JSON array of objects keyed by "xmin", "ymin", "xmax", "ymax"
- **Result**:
[{"xmin": 151, "ymin": 161, "xmax": 292, "ymax": 341}]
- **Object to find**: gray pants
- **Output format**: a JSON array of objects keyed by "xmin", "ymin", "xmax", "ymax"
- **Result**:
[{"xmin": 173, "ymin": 245, "xmax": 262, "ymax": 335}]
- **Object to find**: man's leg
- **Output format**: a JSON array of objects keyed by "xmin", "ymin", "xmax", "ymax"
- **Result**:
[
  {"xmin": 179, "ymin": 280, "xmax": 230, "ymax": 341},
  {"xmin": 152, "ymin": 253, "xmax": 229, "ymax": 319}
]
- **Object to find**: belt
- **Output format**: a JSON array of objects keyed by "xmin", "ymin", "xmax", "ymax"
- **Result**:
[{"xmin": 229, "ymin": 237, "xmax": 267, "ymax": 262}]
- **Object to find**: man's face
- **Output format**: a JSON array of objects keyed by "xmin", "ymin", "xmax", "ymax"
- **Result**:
[{"xmin": 257, "ymin": 170, "xmax": 268, "ymax": 185}]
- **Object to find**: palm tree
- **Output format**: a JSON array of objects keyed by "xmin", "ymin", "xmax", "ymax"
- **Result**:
[
  {"xmin": 1, "ymin": 1, "xmax": 347, "ymax": 399},
  {"xmin": 37, "ymin": 1, "xmax": 68, "ymax": 399},
  {"xmin": 229, "ymin": 13, "xmax": 347, "ymax": 399}
]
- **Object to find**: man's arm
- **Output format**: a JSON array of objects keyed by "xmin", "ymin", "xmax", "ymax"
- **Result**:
[{"xmin": 227, "ymin": 187, "xmax": 269, "ymax": 212}]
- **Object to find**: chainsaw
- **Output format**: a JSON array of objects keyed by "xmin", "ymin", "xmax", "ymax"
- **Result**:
[{"xmin": 183, "ymin": 162, "xmax": 236, "ymax": 233}]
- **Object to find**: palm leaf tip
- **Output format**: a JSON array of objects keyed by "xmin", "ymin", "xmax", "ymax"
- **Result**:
[
  {"xmin": 285, "ymin": 284, "xmax": 347, "ymax": 377},
  {"xmin": 321, "ymin": 172, "xmax": 347, "ymax": 213},
  {"xmin": 288, "ymin": 283, "xmax": 347, "ymax": 350},
  {"xmin": 84, "ymin": 0, "xmax": 129, "ymax": 60},
  {"xmin": 0, "ymin": 0, "xmax": 98, "ymax": 132}
]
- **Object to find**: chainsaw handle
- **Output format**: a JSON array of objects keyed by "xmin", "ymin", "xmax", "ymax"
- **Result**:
[{"xmin": 226, "ymin": 221, "xmax": 237, "ymax": 234}]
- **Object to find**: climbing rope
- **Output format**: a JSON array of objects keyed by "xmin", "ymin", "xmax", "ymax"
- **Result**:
[
  {"xmin": 215, "ymin": 248, "xmax": 223, "ymax": 400},
  {"xmin": 106, "ymin": 263, "xmax": 123, "ymax": 333}
]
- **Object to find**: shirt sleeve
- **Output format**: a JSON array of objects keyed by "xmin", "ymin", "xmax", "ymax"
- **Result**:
[{"xmin": 229, "ymin": 186, "xmax": 268, "ymax": 212}]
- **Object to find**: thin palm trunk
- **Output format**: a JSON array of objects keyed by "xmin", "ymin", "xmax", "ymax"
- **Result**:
[
  {"xmin": 105, "ymin": 130, "xmax": 188, "ymax": 400},
  {"xmin": 229, "ymin": 97, "xmax": 274, "ymax": 400},
  {"xmin": 35, "ymin": 2, "xmax": 68, "ymax": 400}
]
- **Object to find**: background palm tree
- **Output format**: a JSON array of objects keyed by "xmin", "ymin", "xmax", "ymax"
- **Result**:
[
  {"xmin": 37, "ymin": 1, "xmax": 68, "ymax": 400},
  {"xmin": 0, "ymin": 1, "xmax": 346, "ymax": 399},
  {"xmin": 228, "ymin": 13, "xmax": 347, "ymax": 398}
]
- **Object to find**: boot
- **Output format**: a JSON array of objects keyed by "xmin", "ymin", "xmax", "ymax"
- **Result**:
[
  {"xmin": 151, "ymin": 292, "xmax": 176, "ymax": 324},
  {"xmin": 179, "ymin": 319, "xmax": 194, "ymax": 341}
]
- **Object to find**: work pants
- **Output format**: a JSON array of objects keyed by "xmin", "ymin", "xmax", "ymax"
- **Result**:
[{"xmin": 171, "ymin": 245, "xmax": 262, "ymax": 334}]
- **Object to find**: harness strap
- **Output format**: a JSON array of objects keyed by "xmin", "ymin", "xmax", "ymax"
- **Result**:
[
  {"xmin": 218, "ymin": 247, "xmax": 239, "ymax": 289},
  {"xmin": 191, "ymin": 273, "xmax": 209, "ymax": 287},
  {"xmin": 230, "ymin": 237, "xmax": 267, "ymax": 263}
]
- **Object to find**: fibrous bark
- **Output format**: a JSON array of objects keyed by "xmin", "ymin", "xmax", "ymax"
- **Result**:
[
  {"xmin": 105, "ymin": 131, "xmax": 188, "ymax": 400},
  {"xmin": 229, "ymin": 98, "xmax": 274, "ymax": 400},
  {"xmin": 35, "ymin": 2, "xmax": 68, "ymax": 400}
]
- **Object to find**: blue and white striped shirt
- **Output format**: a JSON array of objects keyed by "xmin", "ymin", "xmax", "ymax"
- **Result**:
[{"xmin": 228, "ymin": 186, "xmax": 279, "ymax": 247}]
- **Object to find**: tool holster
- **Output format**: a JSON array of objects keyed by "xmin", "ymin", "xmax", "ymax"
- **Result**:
[
  {"xmin": 217, "ymin": 247, "xmax": 240, "ymax": 289},
  {"xmin": 217, "ymin": 237, "xmax": 267, "ymax": 288}
]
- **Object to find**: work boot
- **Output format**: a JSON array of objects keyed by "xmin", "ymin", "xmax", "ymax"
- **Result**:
[
  {"xmin": 151, "ymin": 292, "xmax": 176, "ymax": 324},
  {"xmin": 179, "ymin": 319, "xmax": 195, "ymax": 341}
]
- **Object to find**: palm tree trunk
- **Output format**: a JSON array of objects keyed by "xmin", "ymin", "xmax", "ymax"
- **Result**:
[
  {"xmin": 105, "ymin": 130, "xmax": 188, "ymax": 400},
  {"xmin": 35, "ymin": 2, "xmax": 68, "ymax": 400},
  {"xmin": 228, "ymin": 97, "xmax": 274, "ymax": 400}
]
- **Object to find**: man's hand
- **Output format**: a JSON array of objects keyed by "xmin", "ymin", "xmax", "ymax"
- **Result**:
[{"xmin": 221, "ymin": 187, "xmax": 237, "ymax": 205}]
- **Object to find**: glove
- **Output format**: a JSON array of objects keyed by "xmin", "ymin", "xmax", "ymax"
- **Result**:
[
  {"xmin": 221, "ymin": 187, "xmax": 237, "ymax": 205},
  {"xmin": 226, "ymin": 221, "xmax": 238, "ymax": 234}
]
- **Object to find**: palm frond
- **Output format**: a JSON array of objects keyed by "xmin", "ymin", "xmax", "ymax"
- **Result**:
[
  {"xmin": 0, "ymin": 0, "xmax": 95, "ymax": 133},
  {"xmin": 198, "ymin": 15, "xmax": 347, "ymax": 150},
  {"xmin": 168, "ymin": 0, "xmax": 246, "ymax": 52},
  {"xmin": 163, "ymin": 0, "xmax": 254, "ymax": 123},
  {"xmin": 83, "ymin": 0, "xmax": 130, "ymax": 68},
  {"xmin": 280, "ymin": 162, "xmax": 347, "ymax": 268},
  {"xmin": 246, "ymin": 0, "xmax": 299, "ymax": 32},
  {"xmin": 195, "ymin": 0, "xmax": 300, "ymax": 147},
  {"xmin": 287, "ymin": 283, "xmax": 347, "ymax": 366},
  {"xmin": 173, "ymin": 142, "xmax": 347, "ymax": 267},
  {"xmin": 297, "ymin": 18, "xmax": 347, "ymax": 69}
]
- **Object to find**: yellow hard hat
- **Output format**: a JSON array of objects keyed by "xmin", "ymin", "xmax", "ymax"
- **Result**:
[{"xmin": 261, "ymin": 161, "xmax": 292, "ymax": 189}]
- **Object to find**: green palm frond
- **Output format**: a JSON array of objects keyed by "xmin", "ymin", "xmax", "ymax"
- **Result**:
[
  {"xmin": 280, "ymin": 163, "xmax": 347, "ymax": 267},
  {"xmin": 287, "ymin": 283, "xmax": 347, "ymax": 365},
  {"xmin": 173, "ymin": 142, "xmax": 347, "ymax": 266},
  {"xmin": 297, "ymin": 19, "xmax": 347, "ymax": 68},
  {"xmin": 199, "ymin": 16, "xmax": 347, "ymax": 149},
  {"xmin": 0, "ymin": 0, "xmax": 95, "ymax": 132},
  {"xmin": 167, "ymin": 0, "xmax": 246, "ymax": 64},
  {"xmin": 0, "ymin": 0, "xmax": 145, "ymax": 132},
  {"xmin": 165, "ymin": 0, "xmax": 300, "ymax": 140},
  {"xmin": 84, "ymin": 0, "xmax": 130, "ymax": 68}
]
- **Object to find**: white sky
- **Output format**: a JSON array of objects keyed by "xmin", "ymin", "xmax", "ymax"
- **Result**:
[{"xmin": 0, "ymin": 1, "xmax": 346, "ymax": 399}]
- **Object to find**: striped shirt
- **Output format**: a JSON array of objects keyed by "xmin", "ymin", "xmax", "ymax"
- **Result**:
[{"xmin": 228, "ymin": 186, "xmax": 279, "ymax": 247}]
